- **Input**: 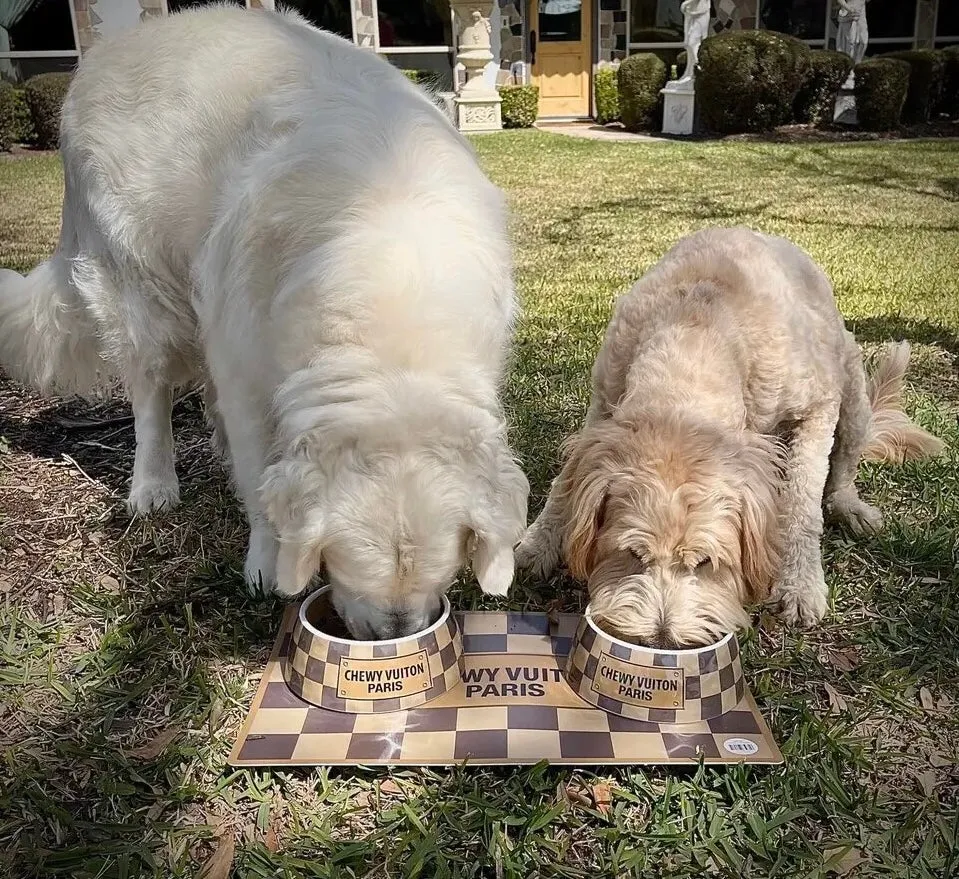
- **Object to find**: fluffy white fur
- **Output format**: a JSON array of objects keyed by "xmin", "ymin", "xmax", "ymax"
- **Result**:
[
  {"xmin": 0, "ymin": 6, "xmax": 529, "ymax": 638},
  {"xmin": 517, "ymin": 226, "xmax": 943, "ymax": 648}
]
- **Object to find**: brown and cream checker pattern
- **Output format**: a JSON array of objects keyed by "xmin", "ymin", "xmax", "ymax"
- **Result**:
[
  {"xmin": 564, "ymin": 617, "xmax": 745, "ymax": 724},
  {"xmin": 231, "ymin": 609, "xmax": 781, "ymax": 766},
  {"xmin": 283, "ymin": 606, "xmax": 464, "ymax": 714}
]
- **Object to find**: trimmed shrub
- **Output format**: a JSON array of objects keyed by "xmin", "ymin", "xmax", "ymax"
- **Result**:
[
  {"xmin": 401, "ymin": 68, "xmax": 441, "ymax": 90},
  {"xmin": 881, "ymin": 49, "xmax": 944, "ymax": 123},
  {"xmin": 24, "ymin": 72, "xmax": 72, "ymax": 149},
  {"xmin": 854, "ymin": 58, "xmax": 909, "ymax": 130},
  {"xmin": 11, "ymin": 88, "xmax": 34, "ymax": 144},
  {"xmin": 937, "ymin": 45, "xmax": 959, "ymax": 118},
  {"xmin": 0, "ymin": 82, "xmax": 18, "ymax": 151},
  {"xmin": 793, "ymin": 49, "xmax": 853, "ymax": 125},
  {"xmin": 594, "ymin": 66, "xmax": 620, "ymax": 124},
  {"xmin": 498, "ymin": 85, "xmax": 538, "ymax": 128},
  {"xmin": 617, "ymin": 53, "xmax": 667, "ymax": 132},
  {"xmin": 696, "ymin": 30, "xmax": 811, "ymax": 133}
]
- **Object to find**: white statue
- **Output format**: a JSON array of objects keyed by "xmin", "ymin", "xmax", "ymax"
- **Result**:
[
  {"xmin": 673, "ymin": 0, "xmax": 711, "ymax": 85},
  {"xmin": 836, "ymin": 0, "xmax": 869, "ymax": 67},
  {"xmin": 462, "ymin": 9, "xmax": 492, "ymax": 49}
]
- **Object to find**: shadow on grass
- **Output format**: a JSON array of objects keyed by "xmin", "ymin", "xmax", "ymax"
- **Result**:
[
  {"xmin": 0, "ymin": 384, "xmax": 215, "ymax": 501},
  {"xmin": 847, "ymin": 314, "xmax": 959, "ymax": 362}
]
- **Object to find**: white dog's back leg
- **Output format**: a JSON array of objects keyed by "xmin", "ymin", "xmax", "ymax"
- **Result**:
[
  {"xmin": 823, "ymin": 338, "xmax": 883, "ymax": 535},
  {"xmin": 126, "ymin": 374, "xmax": 180, "ymax": 514}
]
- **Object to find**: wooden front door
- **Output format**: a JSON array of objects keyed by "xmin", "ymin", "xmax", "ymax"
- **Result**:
[{"xmin": 528, "ymin": 0, "xmax": 592, "ymax": 118}]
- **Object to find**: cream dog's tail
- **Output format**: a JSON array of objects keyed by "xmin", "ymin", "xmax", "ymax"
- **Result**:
[
  {"xmin": 0, "ymin": 257, "xmax": 106, "ymax": 397},
  {"xmin": 862, "ymin": 341, "xmax": 944, "ymax": 463}
]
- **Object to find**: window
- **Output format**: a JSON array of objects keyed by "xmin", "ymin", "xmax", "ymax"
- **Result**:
[
  {"xmin": 268, "ymin": 0, "xmax": 352, "ymax": 40},
  {"xmin": 937, "ymin": 0, "xmax": 959, "ymax": 45},
  {"xmin": 760, "ymin": 0, "xmax": 827, "ymax": 41},
  {"xmin": 167, "ymin": 0, "xmax": 242, "ymax": 10},
  {"xmin": 539, "ymin": 0, "xmax": 582, "ymax": 42},
  {"xmin": 629, "ymin": 0, "xmax": 684, "ymax": 44},
  {"xmin": 0, "ymin": 0, "xmax": 78, "ymax": 85},
  {"xmin": 377, "ymin": 0, "xmax": 451, "ymax": 48},
  {"xmin": 860, "ymin": 0, "xmax": 917, "ymax": 40}
]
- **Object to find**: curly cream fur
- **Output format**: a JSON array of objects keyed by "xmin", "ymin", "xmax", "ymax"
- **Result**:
[{"xmin": 517, "ymin": 226, "xmax": 942, "ymax": 647}]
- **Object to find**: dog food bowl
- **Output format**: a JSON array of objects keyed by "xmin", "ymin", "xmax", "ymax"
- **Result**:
[
  {"xmin": 283, "ymin": 586, "xmax": 464, "ymax": 714},
  {"xmin": 564, "ymin": 607, "xmax": 745, "ymax": 724}
]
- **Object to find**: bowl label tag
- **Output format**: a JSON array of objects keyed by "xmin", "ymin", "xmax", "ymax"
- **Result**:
[
  {"xmin": 591, "ymin": 652, "xmax": 685, "ymax": 709},
  {"xmin": 337, "ymin": 650, "xmax": 432, "ymax": 700}
]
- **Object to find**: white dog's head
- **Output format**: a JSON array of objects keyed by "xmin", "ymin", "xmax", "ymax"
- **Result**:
[
  {"xmin": 260, "ymin": 378, "xmax": 528, "ymax": 640},
  {"xmin": 558, "ymin": 413, "xmax": 784, "ymax": 648}
]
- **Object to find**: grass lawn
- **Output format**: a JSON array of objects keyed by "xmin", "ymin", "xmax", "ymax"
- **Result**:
[{"xmin": 1, "ymin": 133, "xmax": 957, "ymax": 878}]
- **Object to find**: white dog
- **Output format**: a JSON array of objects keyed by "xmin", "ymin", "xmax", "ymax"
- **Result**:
[
  {"xmin": 517, "ymin": 226, "xmax": 942, "ymax": 648},
  {"xmin": 0, "ymin": 7, "xmax": 528, "ymax": 638}
]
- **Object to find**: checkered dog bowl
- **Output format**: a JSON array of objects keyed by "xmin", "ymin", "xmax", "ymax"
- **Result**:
[
  {"xmin": 564, "ymin": 609, "xmax": 745, "ymax": 724},
  {"xmin": 282, "ymin": 586, "xmax": 464, "ymax": 714}
]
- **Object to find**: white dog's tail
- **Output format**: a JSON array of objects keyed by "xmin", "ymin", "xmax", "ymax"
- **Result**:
[
  {"xmin": 863, "ymin": 341, "xmax": 944, "ymax": 464},
  {"xmin": 0, "ymin": 257, "xmax": 106, "ymax": 397}
]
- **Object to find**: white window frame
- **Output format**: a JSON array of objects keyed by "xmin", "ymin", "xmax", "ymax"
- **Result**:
[{"xmin": 0, "ymin": 0, "xmax": 81, "ymax": 77}]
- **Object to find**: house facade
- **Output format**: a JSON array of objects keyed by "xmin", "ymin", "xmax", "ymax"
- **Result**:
[{"xmin": 2, "ymin": 0, "xmax": 956, "ymax": 120}]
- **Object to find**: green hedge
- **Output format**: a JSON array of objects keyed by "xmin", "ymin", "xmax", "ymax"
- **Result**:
[
  {"xmin": 0, "ymin": 83, "xmax": 17, "ymax": 151},
  {"xmin": 617, "ymin": 53, "xmax": 667, "ymax": 132},
  {"xmin": 793, "ymin": 49, "xmax": 853, "ymax": 126},
  {"xmin": 938, "ymin": 45, "xmax": 959, "ymax": 118},
  {"xmin": 697, "ymin": 30, "xmax": 811, "ymax": 133},
  {"xmin": 881, "ymin": 49, "xmax": 944, "ymax": 124},
  {"xmin": 401, "ymin": 68, "xmax": 441, "ymax": 91},
  {"xmin": 854, "ymin": 58, "xmax": 909, "ymax": 131},
  {"xmin": 498, "ymin": 85, "xmax": 538, "ymax": 128},
  {"xmin": 594, "ymin": 66, "xmax": 620, "ymax": 124},
  {"xmin": 24, "ymin": 72, "xmax": 72, "ymax": 149}
]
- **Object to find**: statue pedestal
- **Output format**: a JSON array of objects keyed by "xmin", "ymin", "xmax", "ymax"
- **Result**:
[
  {"xmin": 834, "ymin": 74, "xmax": 857, "ymax": 125},
  {"xmin": 661, "ymin": 80, "xmax": 696, "ymax": 136},
  {"xmin": 454, "ymin": 93, "xmax": 503, "ymax": 132}
]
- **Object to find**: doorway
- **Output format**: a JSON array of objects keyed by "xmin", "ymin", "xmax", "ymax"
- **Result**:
[{"xmin": 528, "ymin": 0, "xmax": 592, "ymax": 118}]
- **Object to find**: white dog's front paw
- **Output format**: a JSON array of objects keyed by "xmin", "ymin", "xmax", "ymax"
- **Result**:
[
  {"xmin": 126, "ymin": 479, "xmax": 180, "ymax": 516},
  {"xmin": 243, "ymin": 528, "xmax": 278, "ymax": 597},
  {"xmin": 825, "ymin": 491, "xmax": 883, "ymax": 536},
  {"xmin": 770, "ymin": 565, "xmax": 829, "ymax": 628}
]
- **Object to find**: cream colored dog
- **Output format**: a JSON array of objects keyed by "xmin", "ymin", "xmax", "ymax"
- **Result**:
[{"xmin": 516, "ymin": 227, "xmax": 942, "ymax": 648}]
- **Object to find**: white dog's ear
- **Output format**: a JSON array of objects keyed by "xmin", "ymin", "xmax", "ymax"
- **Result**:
[
  {"xmin": 468, "ymin": 433, "xmax": 530, "ymax": 597},
  {"xmin": 260, "ymin": 459, "xmax": 327, "ymax": 597}
]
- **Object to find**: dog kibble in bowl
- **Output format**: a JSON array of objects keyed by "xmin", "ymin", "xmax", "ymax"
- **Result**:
[{"xmin": 283, "ymin": 585, "xmax": 464, "ymax": 714}]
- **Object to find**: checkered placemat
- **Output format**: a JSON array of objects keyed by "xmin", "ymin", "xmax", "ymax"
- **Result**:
[{"xmin": 229, "ymin": 609, "xmax": 782, "ymax": 766}]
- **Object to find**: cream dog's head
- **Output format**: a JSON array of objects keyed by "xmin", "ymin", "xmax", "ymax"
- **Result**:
[{"xmin": 558, "ymin": 412, "xmax": 784, "ymax": 648}]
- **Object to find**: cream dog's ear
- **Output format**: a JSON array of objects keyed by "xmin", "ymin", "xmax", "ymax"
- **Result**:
[
  {"xmin": 260, "ymin": 458, "xmax": 327, "ymax": 597},
  {"xmin": 557, "ymin": 426, "xmax": 616, "ymax": 582},
  {"xmin": 735, "ymin": 433, "xmax": 785, "ymax": 602}
]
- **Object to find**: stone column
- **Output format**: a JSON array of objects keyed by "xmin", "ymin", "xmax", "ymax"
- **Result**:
[
  {"xmin": 915, "ymin": 0, "xmax": 938, "ymax": 49},
  {"xmin": 661, "ymin": 0, "xmax": 710, "ymax": 135},
  {"xmin": 351, "ymin": 0, "xmax": 379, "ymax": 50},
  {"xmin": 450, "ymin": 1, "xmax": 503, "ymax": 132},
  {"xmin": 834, "ymin": 0, "xmax": 869, "ymax": 123}
]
